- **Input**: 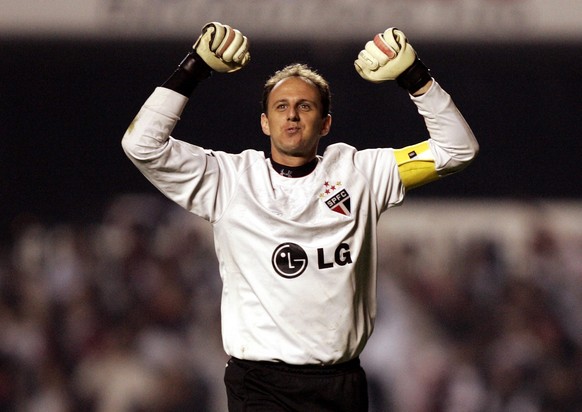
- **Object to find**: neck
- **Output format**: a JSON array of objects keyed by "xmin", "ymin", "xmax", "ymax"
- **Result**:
[{"xmin": 270, "ymin": 157, "xmax": 318, "ymax": 178}]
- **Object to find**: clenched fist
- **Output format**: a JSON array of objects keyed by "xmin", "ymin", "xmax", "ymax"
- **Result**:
[
  {"xmin": 193, "ymin": 22, "xmax": 250, "ymax": 73},
  {"xmin": 355, "ymin": 28, "xmax": 431, "ymax": 94}
]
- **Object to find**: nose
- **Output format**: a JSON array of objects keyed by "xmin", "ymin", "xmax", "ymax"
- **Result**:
[{"xmin": 287, "ymin": 107, "xmax": 299, "ymax": 122}]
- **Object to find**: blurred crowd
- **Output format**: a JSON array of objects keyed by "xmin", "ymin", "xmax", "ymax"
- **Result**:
[{"xmin": 1, "ymin": 194, "xmax": 582, "ymax": 412}]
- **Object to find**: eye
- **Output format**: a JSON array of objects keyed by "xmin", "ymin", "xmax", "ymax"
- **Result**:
[
  {"xmin": 299, "ymin": 103, "xmax": 312, "ymax": 111},
  {"xmin": 275, "ymin": 103, "xmax": 287, "ymax": 111}
]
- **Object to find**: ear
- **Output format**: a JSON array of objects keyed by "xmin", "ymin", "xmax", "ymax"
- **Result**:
[
  {"xmin": 260, "ymin": 113, "xmax": 270, "ymax": 136},
  {"xmin": 320, "ymin": 114, "xmax": 332, "ymax": 137}
]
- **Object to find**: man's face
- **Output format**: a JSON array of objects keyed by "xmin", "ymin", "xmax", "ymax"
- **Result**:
[{"xmin": 261, "ymin": 77, "xmax": 332, "ymax": 166}]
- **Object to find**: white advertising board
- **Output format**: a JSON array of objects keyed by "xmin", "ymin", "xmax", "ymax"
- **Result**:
[{"xmin": 1, "ymin": 0, "xmax": 580, "ymax": 42}]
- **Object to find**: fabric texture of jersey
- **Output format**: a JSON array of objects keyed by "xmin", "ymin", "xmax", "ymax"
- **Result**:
[{"xmin": 122, "ymin": 81, "xmax": 477, "ymax": 365}]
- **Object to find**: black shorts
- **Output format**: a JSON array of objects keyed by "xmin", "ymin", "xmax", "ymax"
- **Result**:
[{"xmin": 224, "ymin": 357, "xmax": 369, "ymax": 412}]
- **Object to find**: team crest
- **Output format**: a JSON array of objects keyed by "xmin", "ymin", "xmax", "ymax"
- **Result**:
[{"xmin": 318, "ymin": 180, "xmax": 351, "ymax": 216}]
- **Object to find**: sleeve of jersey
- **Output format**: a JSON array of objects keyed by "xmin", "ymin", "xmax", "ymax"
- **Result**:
[
  {"xmin": 121, "ymin": 87, "xmax": 230, "ymax": 221},
  {"xmin": 410, "ymin": 81, "xmax": 479, "ymax": 175}
]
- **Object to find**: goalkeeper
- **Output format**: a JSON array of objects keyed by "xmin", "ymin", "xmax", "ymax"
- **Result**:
[{"xmin": 122, "ymin": 22, "xmax": 478, "ymax": 412}]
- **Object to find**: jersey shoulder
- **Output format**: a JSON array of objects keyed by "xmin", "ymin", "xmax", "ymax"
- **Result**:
[
  {"xmin": 208, "ymin": 148, "xmax": 268, "ymax": 172},
  {"xmin": 320, "ymin": 142, "xmax": 358, "ymax": 164},
  {"xmin": 321, "ymin": 142, "xmax": 395, "ymax": 169}
]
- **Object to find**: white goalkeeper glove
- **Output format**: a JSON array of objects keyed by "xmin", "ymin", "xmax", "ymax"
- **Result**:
[
  {"xmin": 193, "ymin": 22, "xmax": 250, "ymax": 73},
  {"xmin": 355, "ymin": 28, "xmax": 431, "ymax": 93}
]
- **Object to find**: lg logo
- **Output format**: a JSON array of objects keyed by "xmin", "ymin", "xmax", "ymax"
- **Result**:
[
  {"xmin": 271, "ymin": 242, "xmax": 353, "ymax": 279},
  {"xmin": 271, "ymin": 243, "xmax": 308, "ymax": 278}
]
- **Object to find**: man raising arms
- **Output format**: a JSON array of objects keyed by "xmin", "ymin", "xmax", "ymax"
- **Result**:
[{"xmin": 122, "ymin": 22, "xmax": 478, "ymax": 411}]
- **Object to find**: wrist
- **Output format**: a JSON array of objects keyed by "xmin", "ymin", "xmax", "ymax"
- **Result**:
[
  {"xmin": 162, "ymin": 52, "xmax": 212, "ymax": 97},
  {"xmin": 179, "ymin": 52, "xmax": 213, "ymax": 80},
  {"xmin": 397, "ymin": 58, "xmax": 432, "ymax": 94},
  {"xmin": 411, "ymin": 79, "xmax": 433, "ymax": 96}
]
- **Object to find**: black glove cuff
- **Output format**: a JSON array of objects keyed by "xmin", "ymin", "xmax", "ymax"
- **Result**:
[
  {"xmin": 162, "ymin": 52, "xmax": 212, "ymax": 97},
  {"xmin": 396, "ymin": 58, "xmax": 432, "ymax": 94}
]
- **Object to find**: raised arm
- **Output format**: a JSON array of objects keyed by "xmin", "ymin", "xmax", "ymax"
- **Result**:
[
  {"xmin": 121, "ymin": 23, "xmax": 250, "ymax": 217},
  {"xmin": 355, "ymin": 27, "xmax": 478, "ymax": 190},
  {"xmin": 122, "ymin": 22, "xmax": 250, "ymax": 155}
]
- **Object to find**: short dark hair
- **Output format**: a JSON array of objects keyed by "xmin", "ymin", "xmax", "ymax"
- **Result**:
[{"xmin": 262, "ymin": 63, "xmax": 331, "ymax": 118}]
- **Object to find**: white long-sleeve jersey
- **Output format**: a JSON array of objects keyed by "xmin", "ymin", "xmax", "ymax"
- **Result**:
[{"xmin": 122, "ymin": 81, "xmax": 478, "ymax": 365}]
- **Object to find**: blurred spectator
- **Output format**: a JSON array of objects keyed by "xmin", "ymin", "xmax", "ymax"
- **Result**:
[{"xmin": 1, "ymin": 197, "xmax": 582, "ymax": 411}]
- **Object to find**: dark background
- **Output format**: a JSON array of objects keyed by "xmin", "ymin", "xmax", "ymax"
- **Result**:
[{"xmin": 2, "ymin": 38, "xmax": 581, "ymax": 238}]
